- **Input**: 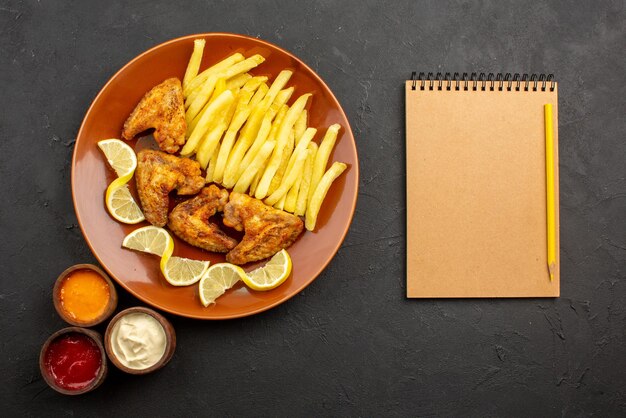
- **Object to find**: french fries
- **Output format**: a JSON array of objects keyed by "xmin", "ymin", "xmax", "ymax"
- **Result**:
[
  {"xmin": 183, "ymin": 39, "xmax": 205, "ymax": 90},
  {"xmin": 181, "ymin": 89, "xmax": 234, "ymax": 156},
  {"xmin": 294, "ymin": 109, "xmax": 307, "ymax": 145},
  {"xmin": 266, "ymin": 130, "xmax": 295, "ymax": 197},
  {"xmin": 185, "ymin": 53, "xmax": 244, "ymax": 99},
  {"xmin": 233, "ymin": 140, "xmax": 276, "ymax": 193},
  {"xmin": 235, "ymin": 94, "xmax": 291, "ymax": 182},
  {"xmin": 305, "ymin": 162, "xmax": 347, "ymax": 231},
  {"xmin": 265, "ymin": 147, "xmax": 308, "ymax": 206},
  {"xmin": 179, "ymin": 40, "xmax": 349, "ymax": 233},
  {"xmin": 255, "ymin": 94, "xmax": 311, "ymax": 199},
  {"xmin": 309, "ymin": 124, "xmax": 341, "ymax": 203},
  {"xmin": 295, "ymin": 142, "xmax": 318, "ymax": 216},
  {"xmin": 225, "ymin": 73, "xmax": 252, "ymax": 91}
]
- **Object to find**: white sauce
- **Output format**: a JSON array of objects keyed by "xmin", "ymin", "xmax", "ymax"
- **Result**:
[{"xmin": 110, "ymin": 312, "xmax": 167, "ymax": 370}]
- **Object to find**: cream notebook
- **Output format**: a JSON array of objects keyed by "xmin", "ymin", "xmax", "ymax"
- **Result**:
[{"xmin": 405, "ymin": 73, "xmax": 560, "ymax": 298}]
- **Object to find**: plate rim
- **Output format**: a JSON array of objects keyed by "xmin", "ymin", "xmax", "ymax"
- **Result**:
[{"xmin": 71, "ymin": 32, "xmax": 359, "ymax": 320}]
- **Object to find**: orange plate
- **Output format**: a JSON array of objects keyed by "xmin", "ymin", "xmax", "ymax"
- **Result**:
[{"xmin": 72, "ymin": 33, "xmax": 359, "ymax": 319}]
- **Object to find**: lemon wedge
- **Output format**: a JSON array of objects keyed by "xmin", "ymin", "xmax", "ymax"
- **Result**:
[
  {"xmin": 122, "ymin": 226, "xmax": 173, "ymax": 257},
  {"xmin": 99, "ymin": 138, "xmax": 144, "ymax": 224},
  {"xmin": 97, "ymin": 139, "xmax": 138, "ymax": 178},
  {"xmin": 105, "ymin": 177, "xmax": 145, "ymax": 224},
  {"xmin": 162, "ymin": 256, "xmax": 210, "ymax": 287},
  {"xmin": 198, "ymin": 263, "xmax": 246, "ymax": 306},
  {"xmin": 242, "ymin": 249, "xmax": 292, "ymax": 291}
]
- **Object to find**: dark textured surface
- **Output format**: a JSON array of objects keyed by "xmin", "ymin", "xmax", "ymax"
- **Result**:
[{"xmin": 1, "ymin": 0, "xmax": 625, "ymax": 416}]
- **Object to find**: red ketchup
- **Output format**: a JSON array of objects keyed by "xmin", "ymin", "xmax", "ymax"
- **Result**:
[{"xmin": 44, "ymin": 333, "xmax": 102, "ymax": 391}]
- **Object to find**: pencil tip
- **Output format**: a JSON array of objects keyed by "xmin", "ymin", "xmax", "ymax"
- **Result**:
[{"xmin": 548, "ymin": 262, "xmax": 556, "ymax": 281}]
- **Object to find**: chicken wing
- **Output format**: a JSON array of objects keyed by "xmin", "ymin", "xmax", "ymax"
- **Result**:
[
  {"xmin": 122, "ymin": 78, "xmax": 186, "ymax": 154},
  {"xmin": 223, "ymin": 192, "xmax": 304, "ymax": 265},
  {"xmin": 136, "ymin": 149, "xmax": 205, "ymax": 227},
  {"xmin": 168, "ymin": 185, "xmax": 238, "ymax": 253}
]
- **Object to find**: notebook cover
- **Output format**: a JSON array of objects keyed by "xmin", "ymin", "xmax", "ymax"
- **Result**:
[{"xmin": 405, "ymin": 81, "xmax": 560, "ymax": 297}]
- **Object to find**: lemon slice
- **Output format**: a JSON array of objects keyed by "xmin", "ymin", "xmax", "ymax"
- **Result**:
[
  {"xmin": 242, "ymin": 249, "xmax": 292, "ymax": 291},
  {"xmin": 97, "ymin": 139, "xmax": 137, "ymax": 178},
  {"xmin": 105, "ymin": 177, "xmax": 145, "ymax": 224},
  {"xmin": 198, "ymin": 263, "xmax": 246, "ymax": 306},
  {"xmin": 122, "ymin": 226, "xmax": 173, "ymax": 257},
  {"xmin": 161, "ymin": 256, "xmax": 210, "ymax": 287}
]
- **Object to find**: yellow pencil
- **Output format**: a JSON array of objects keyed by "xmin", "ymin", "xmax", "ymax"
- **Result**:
[{"xmin": 544, "ymin": 104, "xmax": 556, "ymax": 281}]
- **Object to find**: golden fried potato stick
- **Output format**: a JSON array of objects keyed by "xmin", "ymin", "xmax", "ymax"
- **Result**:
[
  {"xmin": 306, "ymin": 162, "xmax": 347, "ymax": 231},
  {"xmin": 284, "ymin": 152, "xmax": 305, "ymax": 214},
  {"xmin": 234, "ymin": 88, "xmax": 294, "ymax": 178},
  {"xmin": 184, "ymin": 53, "xmax": 244, "ymax": 97},
  {"xmin": 180, "ymin": 90, "xmax": 234, "ymax": 156},
  {"xmin": 195, "ymin": 120, "xmax": 227, "ymax": 169},
  {"xmin": 294, "ymin": 109, "xmax": 308, "ymax": 145},
  {"xmin": 236, "ymin": 70, "xmax": 292, "ymax": 145},
  {"xmin": 233, "ymin": 140, "xmax": 276, "ymax": 194},
  {"xmin": 255, "ymin": 94, "xmax": 311, "ymax": 199},
  {"xmin": 225, "ymin": 73, "xmax": 252, "ymax": 91},
  {"xmin": 212, "ymin": 93, "xmax": 256, "ymax": 184},
  {"xmin": 185, "ymin": 55, "xmax": 264, "ymax": 122},
  {"xmin": 267, "ymin": 129, "xmax": 295, "ymax": 196},
  {"xmin": 205, "ymin": 145, "xmax": 219, "ymax": 183},
  {"xmin": 185, "ymin": 77, "xmax": 226, "ymax": 132},
  {"xmin": 295, "ymin": 142, "xmax": 318, "ymax": 216},
  {"xmin": 274, "ymin": 194, "xmax": 287, "ymax": 211},
  {"xmin": 183, "ymin": 39, "xmax": 205, "ymax": 91},
  {"xmin": 285, "ymin": 126, "xmax": 316, "ymax": 178},
  {"xmin": 308, "ymin": 123, "xmax": 341, "ymax": 203},
  {"xmin": 225, "ymin": 87, "xmax": 294, "ymax": 188},
  {"xmin": 265, "ymin": 146, "xmax": 308, "ymax": 206},
  {"xmin": 249, "ymin": 104, "xmax": 287, "ymax": 195}
]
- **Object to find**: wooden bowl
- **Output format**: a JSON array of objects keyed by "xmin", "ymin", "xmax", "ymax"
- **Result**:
[
  {"xmin": 104, "ymin": 307, "xmax": 176, "ymax": 375},
  {"xmin": 53, "ymin": 264, "xmax": 118, "ymax": 327},
  {"xmin": 39, "ymin": 327, "xmax": 108, "ymax": 395}
]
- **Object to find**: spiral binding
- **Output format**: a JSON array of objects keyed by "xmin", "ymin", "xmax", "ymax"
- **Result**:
[{"xmin": 410, "ymin": 72, "xmax": 555, "ymax": 92}]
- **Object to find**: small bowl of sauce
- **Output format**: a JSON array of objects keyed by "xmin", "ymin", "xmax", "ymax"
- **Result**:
[
  {"xmin": 39, "ymin": 327, "xmax": 107, "ymax": 395},
  {"xmin": 54, "ymin": 264, "xmax": 117, "ymax": 327},
  {"xmin": 105, "ymin": 307, "xmax": 176, "ymax": 375}
]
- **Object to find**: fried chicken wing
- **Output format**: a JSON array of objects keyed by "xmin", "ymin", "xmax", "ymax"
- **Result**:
[
  {"xmin": 223, "ymin": 192, "xmax": 304, "ymax": 265},
  {"xmin": 168, "ymin": 185, "xmax": 238, "ymax": 253},
  {"xmin": 122, "ymin": 78, "xmax": 186, "ymax": 154},
  {"xmin": 136, "ymin": 149, "xmax": 205, "ymax": 227}
]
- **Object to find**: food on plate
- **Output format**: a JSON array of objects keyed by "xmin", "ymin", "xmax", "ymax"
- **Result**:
[
  {"xmin": 241, "ymin": 249, "xmax": 292, "ymax": 291},
  {"xmin": 98, "ymin": 38, "xmax": 353, "ymax": 308},
  {"xmin": 308, "ymin": 123, "xmax": 341, "ymax": 203},
  {"xmin": 122, "ymin": 225, "xmax": 173, "ymax": 257},
  {"xmin": 181, "ymin": 89, "xmax": 234, "ymax": 157},
  {"xmin": 105, "ymin": 179, "xmax": 145, "ymax": 224},
  {"xmin": 182, "ymin": 39, "xmax": 205, "ymax": 90},
  {"xmin": 255, "ymin": 94, "xmax": 311, "ymax": 199},
  {"xmin": 135, "ymin": 149, "xmax": 205, "ymax": 226},
  {"xmin": 161, "ymin": 256, "xmax": 210, "ymax": 286},
  {"xmin": 122, "ymin": 226, "xmax": 212, "ymax": 287},
  {"xmin": 97, "ymin": 138, "xmax": 138, "ymax": 178},
  {"xmin": 122, "ymin": 78, "xmax": 186, "ymax": 154},
  {"xmin": 295, "ymin": 142, "xmax": 318, "ymax": 216},
  {"xmin": 198, "ymin": 263, "xmax": 247, "ymax": 306},
  {"xmin": 168, "ymin": 185, "xmax": 237, "ymax": 253},
  {"xmin": 223, "ymin": 192, "xmax": 303, "ymax": 265},
  {"xmin": 306, "ymin": 162, "xmax": 347, "ymax": 231},
  {"xmin": 98, "ymin": 139, "xmax": 145, "ymax": 224}
]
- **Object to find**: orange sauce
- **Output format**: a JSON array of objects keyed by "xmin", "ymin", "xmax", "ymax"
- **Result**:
[{"xmin": 60, "ymin": 269, "xmax": 110, "ymax": 322}]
